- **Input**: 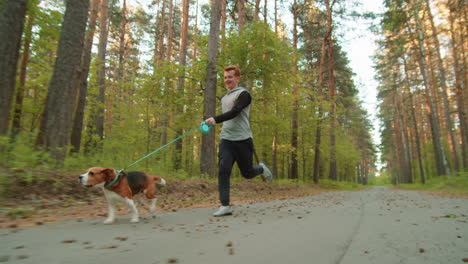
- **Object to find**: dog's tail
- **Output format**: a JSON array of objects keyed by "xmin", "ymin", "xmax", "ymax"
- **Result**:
[{"xmin": 153, "ymin": 175, "xmax": 166, "ymax": 185}]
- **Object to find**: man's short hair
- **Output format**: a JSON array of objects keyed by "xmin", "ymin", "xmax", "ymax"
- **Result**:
[{"xmin": 224, "ymin": 66, "xmax": 241, "ymax": 77}]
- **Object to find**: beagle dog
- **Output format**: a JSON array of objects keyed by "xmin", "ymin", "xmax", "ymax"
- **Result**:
[{"xmin": 79, "ymin": 167, "xmax": 166, "ymax": 224}]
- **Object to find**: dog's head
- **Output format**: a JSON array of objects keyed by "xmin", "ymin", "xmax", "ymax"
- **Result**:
[{"xmin": 79, "ymin": 167, "xmax": 116, "ymax": 187}]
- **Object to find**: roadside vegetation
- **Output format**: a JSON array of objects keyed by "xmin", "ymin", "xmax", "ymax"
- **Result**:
[{"xmin": 395, "ymin": 171, "xmax": 468, "ymax": 195}]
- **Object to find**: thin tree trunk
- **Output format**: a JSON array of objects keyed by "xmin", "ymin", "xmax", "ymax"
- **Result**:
[
  {"xmin": 254, "ymin": 0, "xmax": 261, "ymax": 21},
  {"xmin": 201, "ymin": 0, "xmax": 222, "ymax": 177},
  {"xmin": 272, "ymin": 102, "xmax": 279, "ymax": 178},
  {"xmin": 94, "ymin": 0, "xmax": 109, "ymax": 144},
  {"xmin": 153, "ymin": 0, "xmax": 164, "ymax": 71},
  {"xmin": 40, "ymin": 0, "xmax": 89, "ymax": 162},
  {"xmin": 11, "ymin": 7, "xmax": 34, "ymax": 138},
  {"xmin": 71, "ymin": 0, "xmax": 100, "ymax": 153},
  {"xmin": 290, "ymin": 0, "xmax": 298, "ymax": 179},
  {"xmin": 0, "ymin": 0, "xmax": 28, "ymax": 136},
  {"xmin": 393, "ymin": 119, "xmax": 404, "ymax": 183},
  {"xmin": 220, "ymin": 0, "xmax": 226, "ymax": 50},
  {"xmin": 448, "ymin": 0, "xmax": 468, "ymax": 168},
  {"xmin": 394, "ymin": 88, "xmax": 412, "ymax": 183},
  {"xmin": 117, "ymin": 0, "xmax": 127, "ymax": 85},
  {"xmin": 158, "ymin": 0, "xmax": 167, "ymax": 62},
  {"xmin": 409, "ymin": 1, "xmax": 450, "ymax": 176},
  {"xmin": 174, "ymin": 0, "xmax": 190, "ymax": 170},
  {"xmin": 192, "ymin": 0, "xmax": 199, "ymax": 59},
  {"xmin": 274, "ymin": 0, "xmax": 278, "ymax": 34},
  {"xmin": 312, "ymin": 107, "xmax": 322, "ymax": 184},
  {"xmin": 326, "ymin": 0, "xmax": 337, "ymax": 181},
  {"xmin": 238, "ymin": 0, "xmax": 245, "ymax": 32},
  {"xmin": 403, "ymin": 55, "xmax": 425, "ymax": 183},
  {"xmin": 424, "ymin": 0, "xmax": 460, "ymax": 171},
  {"xmin": 166, "ymin": 0, "xmax": 174, "ymax": 61},
  {"xmin": 312, "ymin": 19, "xmax": 330, "ymax": 184},
  {"xmin": 160, "ymin": 0, "xmax": 174, "ymax": 149}
]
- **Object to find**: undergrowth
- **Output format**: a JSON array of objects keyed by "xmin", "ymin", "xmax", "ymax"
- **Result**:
[{"xmin": 397, "ymin": 171, "xmax": 468, "ymax": 194}]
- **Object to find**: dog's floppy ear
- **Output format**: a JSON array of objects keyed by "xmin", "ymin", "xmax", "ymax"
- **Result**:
[{"xmin": 102, "ymin": 168, "xmax": 116, "ymax": 181}]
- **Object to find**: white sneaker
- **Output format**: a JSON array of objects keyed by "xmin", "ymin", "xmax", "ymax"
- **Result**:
[
  {"xmin": 259, "ymin": 162, "xmax": 273, "ymax": 182},
  {"xmin": 213, "ymin": 206, "xmax": 233, "ymax": 217}
]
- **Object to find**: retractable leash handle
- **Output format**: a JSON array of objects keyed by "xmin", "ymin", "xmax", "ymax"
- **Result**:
[{"xmin": 199, "ymin": 121, "xmax": 213, "ymax": 134}]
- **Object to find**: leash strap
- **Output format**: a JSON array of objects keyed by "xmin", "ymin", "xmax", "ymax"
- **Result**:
[
  {"xmin": 118, "ymin": 127, "xmax": 199, "ymax": 173},
  {"xmin": 106, "ymin": 122, "xmax": 211, "ymax": 189}
]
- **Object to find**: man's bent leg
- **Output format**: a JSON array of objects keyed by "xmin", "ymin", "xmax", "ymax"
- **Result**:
[{"xmin": 236, "ymin": 138, "xmax": 263, "ymax": 179}]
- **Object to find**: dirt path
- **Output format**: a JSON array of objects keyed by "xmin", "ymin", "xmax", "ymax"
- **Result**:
[{"xmin": 0, "ymin": 187, "xmax": 467, "ymax": 264}]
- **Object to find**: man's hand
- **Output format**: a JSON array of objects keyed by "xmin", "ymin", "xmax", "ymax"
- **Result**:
[{"xmin": 205, "ymin": 117, "xmax": 216, "ymax": 126}]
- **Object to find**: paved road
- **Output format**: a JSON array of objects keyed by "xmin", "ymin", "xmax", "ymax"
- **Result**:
[{"xmin": 1, "ymin": 187, "xmax": 467, "ymax": 264}]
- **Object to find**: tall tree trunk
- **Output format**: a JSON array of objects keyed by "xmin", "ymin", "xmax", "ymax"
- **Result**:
[
  {"xmin": 11, "ymin": 4, "xmax": 35, "ymax": 138},
  {"xmin": 40, "ymin": 0, "xmax": 89, "ymax": 163},
  {"xmin": 160, "ymin": 0, "xmax": 174, "ymax": 150},
  {"xmin": 274, "ymin": 0, "xmax": 278, "ymax": 34},
  {"xmin": 94, "ymin": 0, "xmax": 109, "ymax": 145},
  {"xmin": 312, "ymin": 107, "xmax": 322, "ymax": 184},
  {"xmin": 0, "ymin": 0, "xmax": 28, "ymax": 136},
  {"xmin": 201, "ymin": 0, "xmax": 222, "ymax": 177},
  {"xmin": 157, "ymin": 0, "xmax": 167, "ymax": 63},
  {"xmin": 272, "ymin": 102, "xmax": 279, "ymax": 178},
  {"xmin": 220, "ymin": 0, "xmax": 226, "ymax": 50},
  {"xmin": 117, "ymin": 0, "xmax": 127, "ymax": 86},
  {"xmin": 448, "ymin": 0, "xmax": 468, "ymax": 168},
  {"xmin": 166, "ymin": 0, "xmax": 174, "ymax": 61},
  {"xmin": 193, "ymin": 0, "xmax": 199, "ymax": 59},
  {"xmin": 158, "ymin": 0, "xmax": 169, "ymax": 146},
  {"xmin": 424, "ymin": 0, "xmax": 460, "ymax": 171},
  {"xmin": 71, "ymin": 0, "xmax": 100, "ymax": 153},
  {"xmin": 174, "ymin": 0, "xmax": 190, "ymax": 170},
  {"xmin": 403, "ymin": 55, "xmax": 425, "ymax": 184},
  {"xmin": 409, "ymin": 0, "xmax": 450, "ymax": 176},
  {"xmin": 238, "ymin": 0, "xmax": 246, "ymax": 32},
  {"xmin": 394, "ymin": 87, "xmax": 412, "ymax": 183},
  {"xmin": 312, "ymin": 18, "xmax": 330, "ymax": 184},
  {"xmin": 326, "ymin": 0, "xmax": 337, "ymax": 181},
  {"xmin": 290, "ymin": 0, "xmax": 298, "ymax": 179},
  {"xmin": 153, "ymin": 0, "xmax": 165, "ymax": 71},
  {"xmin": 254, "ymin": 0, "xmax": 261, "ymax": 21}
]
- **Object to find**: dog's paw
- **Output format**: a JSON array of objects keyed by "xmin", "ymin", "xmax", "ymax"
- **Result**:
[{"xmin": 103, "ymin": 219, "xmax": 115, "ymax": 224}]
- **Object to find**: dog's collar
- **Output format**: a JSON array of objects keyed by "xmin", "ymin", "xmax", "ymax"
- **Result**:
[{"xmin": 105, "ymin": 169, "xmax": 122, "ymax": 189}]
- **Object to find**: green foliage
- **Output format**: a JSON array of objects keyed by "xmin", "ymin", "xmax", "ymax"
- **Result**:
[
  {"xmin": 0, "ymin": 136, "xmax": 52, "ymax": 169},
  {"xmin": 5, "ymin": 1, "xmax": 376, "ymax": 186},
  {"xmin": 369, "ymin": 171, "xmax": 392, "ymax": 185},
  {"xmin": 2, "ymin": 206, "xmax": 35, "ymax": 219},
  {"xmin": 397, "ymin": 172, "xmax": 468, "ymax": 194}
]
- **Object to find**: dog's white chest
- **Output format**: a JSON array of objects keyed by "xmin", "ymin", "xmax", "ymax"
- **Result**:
[{"xmin": 103, "ymin": 189, "xmax": 125, "ymax": 202}]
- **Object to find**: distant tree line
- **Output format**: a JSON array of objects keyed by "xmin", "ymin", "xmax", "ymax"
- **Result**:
[{"xmin": 376, "ymin": 0, "xmax": 467, "ymax": 183}]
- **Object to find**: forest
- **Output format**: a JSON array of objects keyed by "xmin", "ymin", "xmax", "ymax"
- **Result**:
[{"xmin": 0, "ymin": 0, "xmax": 466, "ymax": 188}]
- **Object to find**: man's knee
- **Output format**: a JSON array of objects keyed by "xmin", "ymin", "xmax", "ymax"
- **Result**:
[{"xmin": 240, "ymin": 168, "xmax": 256, "ymax": 179}]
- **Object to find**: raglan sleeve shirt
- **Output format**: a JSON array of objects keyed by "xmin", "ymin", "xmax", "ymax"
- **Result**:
[{"xmin": 213, "ymin": 90, "xmax": 252, "ymax": 123}]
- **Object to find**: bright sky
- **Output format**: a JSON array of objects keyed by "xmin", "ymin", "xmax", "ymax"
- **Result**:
[
  {"xmin": 279, "ymin": 0, "xmax": 385, "ymax": 168},
  {"xmin": 338, "ymin": 0, "xmax": 385, "ymax": 169}
]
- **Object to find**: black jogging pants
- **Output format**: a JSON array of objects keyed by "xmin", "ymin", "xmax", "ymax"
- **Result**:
[{"xmin": 218, "ymin": 138, "xmax": 263, "ymax": 206}]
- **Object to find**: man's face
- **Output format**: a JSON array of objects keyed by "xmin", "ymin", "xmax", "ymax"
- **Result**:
[{"xmin": 224, "ymin": 70, "xmax": 240, "ymax": 90}]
